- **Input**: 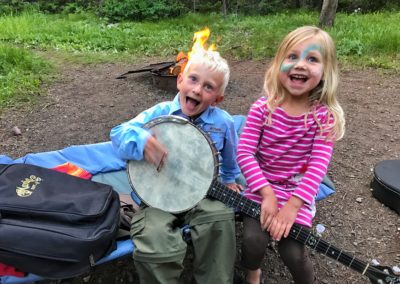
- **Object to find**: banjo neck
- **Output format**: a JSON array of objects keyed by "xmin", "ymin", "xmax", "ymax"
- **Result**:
[{"xmin": 208, "ymin": 180, "xmax": 400, "ymax": 284}]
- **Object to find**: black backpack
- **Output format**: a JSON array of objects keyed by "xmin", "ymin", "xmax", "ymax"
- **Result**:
[{"xmin": 0, "ymin": 163, "xmax": 120, "ymax": 279}]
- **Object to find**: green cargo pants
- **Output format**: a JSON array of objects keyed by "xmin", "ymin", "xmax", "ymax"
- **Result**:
[{"xmin": 130, "ymin": 198, "xmax": 236, "ymax": 284}]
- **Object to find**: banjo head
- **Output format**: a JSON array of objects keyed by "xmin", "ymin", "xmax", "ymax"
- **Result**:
[{"xmin": 127, "ymin": 116, "xmax": 218, "ymax": 213}]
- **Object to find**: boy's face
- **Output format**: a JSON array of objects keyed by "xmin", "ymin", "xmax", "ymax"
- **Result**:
[{"xmin": 177, "ymin": 62, "xmax": 224, "ymax": 118}]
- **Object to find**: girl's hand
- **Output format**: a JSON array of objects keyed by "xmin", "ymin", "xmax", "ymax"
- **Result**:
[
  {"xmin": 267, "ymin": 196, "xmax": 303, "ymax": 241},
  {"xmin": 259, "ymin": 186, "xmax": 279, "ymax": 230},
  {"xmin": 144, "ymin": 135, "xmax": 168, "ymax": 172},
  {"xmin": 225, "ymin": 183, "xmax": 243, "ymax": 193}
]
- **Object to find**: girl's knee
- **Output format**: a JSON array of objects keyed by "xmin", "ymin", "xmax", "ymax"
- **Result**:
[
  {"xmin": 243, "ymin": 230, "xmax": 267, "ymax": 244},
  {"xmin": 278, "ymin": 240, "xmax": 310, "ymax": 267}
]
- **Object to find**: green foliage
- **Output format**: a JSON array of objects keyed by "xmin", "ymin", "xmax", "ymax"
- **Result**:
[
  {"xmin": 337, "ymin": 39, "xmax": 364, "ymax": 56},
  {"xmin": 233, "ymin": 0, "xmax": 291, "ymax": 15},
  {"xmin": 337, "ymin": 0, "xmax": 399, "ymax": 13},
  {"xmin": 1, "ymin": 0, "xmax": 398, "ymax": 18},
  {"xmin": 220, "ymin": 12, "xmax": 319, "ymax": 59},
  {"xmin": 190, "ymin": 1, "xmax": 221, "ymax": 13},
  {"xmin": 0, "ymin": 0, "xmax": 36, "ymax": 15},
  {"xmin": 0, "ymin": 11, "xmax": 398, "ymax": 63},
  {"xmin": 0, "ymin": 44, "xmax": 52, "ymax": 107},
  {"xmin": 331, "ymin": 12, "xmax": 399, "ymax": 69},
  {"xmin": 98, "ymin": 0, "xmax": 186, "ymax": 22},
  {"xmin": 0, "ymin": 0, "xmax": 100, "ymax": 15}
]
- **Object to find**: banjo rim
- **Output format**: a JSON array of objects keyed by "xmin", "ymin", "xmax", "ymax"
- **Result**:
[{"xmin": 126, "ymin": 115, "xmax": 219, "ymax": 213}]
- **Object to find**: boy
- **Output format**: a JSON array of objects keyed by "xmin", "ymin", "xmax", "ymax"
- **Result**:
[{"xmin": 110, "ymin": 49, "xmax": 242, "ymax": 283}]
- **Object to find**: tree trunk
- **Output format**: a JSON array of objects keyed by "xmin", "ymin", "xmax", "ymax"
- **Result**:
[
  {"xmin": 319, "ymin": 0, "xmax": 338, "ymax": 27},
  {"xmin": 221, "ymin": 0, "xmax": 227, "ymax": 16}
]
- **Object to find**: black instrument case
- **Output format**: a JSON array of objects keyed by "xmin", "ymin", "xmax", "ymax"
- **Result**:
[{"xmin": 370, "ymin": 159, "xmax": 400, "ymax": 214}]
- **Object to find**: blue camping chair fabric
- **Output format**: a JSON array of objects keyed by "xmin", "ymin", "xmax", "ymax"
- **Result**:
[{"xmin": 0, "ymin": 115, "xmax": 335, "ymax": 283}]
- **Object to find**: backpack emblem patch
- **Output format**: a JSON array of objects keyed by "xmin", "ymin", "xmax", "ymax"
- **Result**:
[{"xmin": 16, "ymin": 175, "xmax": 42, "ymax": 197}]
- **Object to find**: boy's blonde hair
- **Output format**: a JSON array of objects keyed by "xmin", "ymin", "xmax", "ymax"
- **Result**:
[
  {"xmin": 264, "ymin": 26, "xmax": 345, "ymax": 140},
  {"xmin": 183, "ymin": 49, "xmax": 230, "ymax": 94}
]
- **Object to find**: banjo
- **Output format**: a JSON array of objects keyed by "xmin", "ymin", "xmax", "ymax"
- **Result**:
[{"xmin": 127, "ymin": 115, "xmax": 399, "ymax": 284}]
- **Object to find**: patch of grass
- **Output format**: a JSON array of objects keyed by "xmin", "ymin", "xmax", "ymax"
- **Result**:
[
  {"xmin": 0, "ymin": 44, "xmax": 52, "ymax": 109},
  {"xmin": 330, "ymin": 11, "xmax": 400, "ymax": 70},
  {"xmin": 217, "ymin": 11, "xmax": 319, "ymax": 59},
  {"xmin": 1, "ymin": 11, "xmax": 398, "ymax": 67}
]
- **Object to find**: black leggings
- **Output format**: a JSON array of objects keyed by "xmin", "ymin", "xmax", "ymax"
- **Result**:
[{"xmin": 241, "ymin": 216, "xmax": 315, "ymax": 284}]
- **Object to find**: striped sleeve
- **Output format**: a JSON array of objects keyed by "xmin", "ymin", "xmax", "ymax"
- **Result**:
[
  {"xmin": 292, "ymin": 107, "xmax": 335, "ymax": 205},
  {"xmin": 237, "ymin": 97, "xmax": 270, "ymax": 193}
]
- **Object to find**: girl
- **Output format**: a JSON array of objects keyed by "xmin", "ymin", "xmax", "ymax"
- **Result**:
[{"xmin": 237, "ymin": 26, "xmax": 345, "ymax": 284}]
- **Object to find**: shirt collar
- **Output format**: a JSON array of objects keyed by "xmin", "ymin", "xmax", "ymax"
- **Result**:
[{"xmin": 171, "ymin": 93, "xmax": 214, "ymax": 124}]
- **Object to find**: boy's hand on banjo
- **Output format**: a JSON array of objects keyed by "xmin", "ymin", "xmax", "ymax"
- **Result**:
[{"xmin": 144, "ymin": 135, "xmax": 168, "ymax": 172}]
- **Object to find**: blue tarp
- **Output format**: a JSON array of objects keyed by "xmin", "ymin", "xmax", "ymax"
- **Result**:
[{"xmin": 0, "ymin": 141, "xmax": 125, "ymax": 175}]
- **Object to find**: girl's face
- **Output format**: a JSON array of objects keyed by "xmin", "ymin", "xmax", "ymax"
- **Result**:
[{"xmin": 279, "ymin": 37, "xmax": 324, "ymax": 99}]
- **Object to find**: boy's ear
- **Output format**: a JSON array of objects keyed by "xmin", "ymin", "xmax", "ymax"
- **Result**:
[
  {"xmin": 176, "ymin": 73, "xmax": 183, "ymax": 90},
  {"xmin": 212, "ymin": 95, "xmax": 224, "ymax": 106}
]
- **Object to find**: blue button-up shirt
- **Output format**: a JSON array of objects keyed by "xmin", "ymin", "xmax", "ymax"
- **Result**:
[{"xmin": 110, "ymin": 94, "xmax": 240, "ymax": 184}]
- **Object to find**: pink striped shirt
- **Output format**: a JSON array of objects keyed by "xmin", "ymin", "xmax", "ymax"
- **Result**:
[{"xmin": 237, "ymin": 97, "xmax": 334, "ymax": 227}]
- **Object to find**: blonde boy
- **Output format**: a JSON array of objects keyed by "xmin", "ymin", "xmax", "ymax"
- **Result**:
[{"xmin": 111, "ymin": 49, "xmax": 241, "ymax": 283}]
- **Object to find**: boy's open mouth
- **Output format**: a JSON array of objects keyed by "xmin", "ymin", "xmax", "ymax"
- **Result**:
[
  {"xmin": 186, "ymin": 96, "xmax": 200, "ymax": 107},
  {"xmin": 290, "ymin": 74, "xmax": 308, "ymax": 82}
]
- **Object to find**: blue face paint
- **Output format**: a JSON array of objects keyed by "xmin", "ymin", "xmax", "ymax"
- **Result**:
[
  {"xmin": 280, "ymin": 62, "xmax": 294, "ymax": 73},
  {"xmin": 301, "ymin": 44, "xmax": 322, "ymax": 60},
  {"xmin": 280, "ymin": 43, "xmax": 322, "ymax": 73}
]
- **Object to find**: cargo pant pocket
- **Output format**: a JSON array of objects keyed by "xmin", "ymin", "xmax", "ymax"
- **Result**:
[{"xmin": 130, "ymin": 208, "xmax": 187, "ymax": 263}]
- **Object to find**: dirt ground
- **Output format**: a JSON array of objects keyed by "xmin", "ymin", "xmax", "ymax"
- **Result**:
[{"xmin": 1, "ymin": 58, "xmax": 399, "ymax": 284}]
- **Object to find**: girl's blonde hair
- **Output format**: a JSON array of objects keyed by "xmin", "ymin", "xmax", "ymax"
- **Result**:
[{"xmin": 264, "ymin": 26, "xmax": 345, "ymax": 140}]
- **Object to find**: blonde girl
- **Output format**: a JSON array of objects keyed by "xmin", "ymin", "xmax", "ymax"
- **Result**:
[{"xmin": 237, "ymin": 26, "xmax": 345, "ymax": 284}]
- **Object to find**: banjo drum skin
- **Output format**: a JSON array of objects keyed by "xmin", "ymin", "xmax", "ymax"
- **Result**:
[{"xmin": 127, "ymin": 116, "xmax": 219, "ymax": 213}]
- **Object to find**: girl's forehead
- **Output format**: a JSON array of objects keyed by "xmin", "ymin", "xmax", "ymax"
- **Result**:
[
  {"xmin": 290, "ymin": 38, "xmax": 322, "ymax": 53},
  {"xmin": 291, "ymin": 38, "xmax": 322, "ymax": 51}
]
